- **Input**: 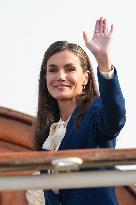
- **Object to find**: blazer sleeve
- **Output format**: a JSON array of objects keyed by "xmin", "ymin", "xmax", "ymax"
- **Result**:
[{"xmin": 96, "ymin": 67, "xmax": 126, "ymax": 142}]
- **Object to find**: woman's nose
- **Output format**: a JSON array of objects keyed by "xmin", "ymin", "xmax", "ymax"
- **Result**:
[{"xmin": 57, "ymin": 70, "xmax": 66, "ymax": 81}]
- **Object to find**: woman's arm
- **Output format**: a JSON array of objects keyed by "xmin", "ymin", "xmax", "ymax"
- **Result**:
[
  {"xmin": 96, "ymin": 68, "xmax": 126, "ymax": 139},
  {"xmin": 84, "ymin": 17, "xmax": 126, "ymax": 139}
]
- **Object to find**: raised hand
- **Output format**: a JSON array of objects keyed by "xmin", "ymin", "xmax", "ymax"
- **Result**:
[{"xmin": 83, "ymin": 17, "xmax": 114, "ymax": 72}]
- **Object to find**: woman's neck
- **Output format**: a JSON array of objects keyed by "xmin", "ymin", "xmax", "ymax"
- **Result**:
[{"xmin": 58, "ymin": 99, "xmax": 77, "ymax": 121}]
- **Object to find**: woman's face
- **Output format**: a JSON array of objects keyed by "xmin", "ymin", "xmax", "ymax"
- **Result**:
[{"xmin": 46, "ymin": 50, "xmax": 89, "ymax": 102}]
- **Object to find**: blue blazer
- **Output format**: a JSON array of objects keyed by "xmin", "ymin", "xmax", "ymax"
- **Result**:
[{"xmin": 43, "ymin": 68, "xmax": 126, "ymax": 205}]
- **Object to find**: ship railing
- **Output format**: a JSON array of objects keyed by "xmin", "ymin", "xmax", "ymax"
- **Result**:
[{"xmin": 0, "ymin": 148, "xmax": 136, "ymax": 191}]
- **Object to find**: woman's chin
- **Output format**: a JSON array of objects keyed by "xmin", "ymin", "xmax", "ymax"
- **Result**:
[{"xmin": 53, "ymin": 95, "xmax": 73, "ymax": 101}]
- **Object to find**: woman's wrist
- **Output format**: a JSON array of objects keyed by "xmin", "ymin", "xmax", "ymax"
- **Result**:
[
  {"xmin": 99, "ymin": 67, "xmax": 114, "ymax": 79},
  {"xmin": 96, "ymin": 53, "xmax": 113, "ymax": 72}
]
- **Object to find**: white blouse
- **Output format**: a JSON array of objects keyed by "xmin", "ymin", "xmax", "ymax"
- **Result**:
[{"xmin": 42, "ymin": 117, "xmax": 70, "ymax": 151}]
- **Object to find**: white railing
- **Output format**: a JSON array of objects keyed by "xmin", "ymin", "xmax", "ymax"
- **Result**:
[{"xmin": 0, "ymin": 148, "xmax": 136, "ymax": 191}]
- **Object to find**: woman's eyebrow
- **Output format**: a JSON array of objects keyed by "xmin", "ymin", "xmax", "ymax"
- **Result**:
[
  {"xmin": 64, "ymin": 63, "xmax": 76, "ymax": 67},
  {"xmin": 47, "ymin": 64, "xmax": 57, "ymax": 68},
  {"xmin": 48, "ymin": 63, "xmax": 76, "ymax": 68}
]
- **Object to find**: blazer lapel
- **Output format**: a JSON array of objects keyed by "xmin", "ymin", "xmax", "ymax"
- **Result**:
[{"xmin": 59, "ymin": 106, "xmax": 80, "ymax": 150}]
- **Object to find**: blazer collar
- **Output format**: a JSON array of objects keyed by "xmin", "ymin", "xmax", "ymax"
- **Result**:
[{"xmin": 58, "ymin": 106, "xmax": 80, "ymax": 150}]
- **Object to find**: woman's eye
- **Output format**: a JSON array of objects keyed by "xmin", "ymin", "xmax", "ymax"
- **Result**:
[
  {"xmin": 48, "ymin": 68, "xmax": 57, "ymax": 72},
  {"xmin": 67, "ymin": 66, "xmax": 76, "ymax": 71}
]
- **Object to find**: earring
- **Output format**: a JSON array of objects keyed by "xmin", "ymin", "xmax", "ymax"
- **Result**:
[{"xmin": 82, "ymin": 85, "xmax": 86, "ymax": 94}]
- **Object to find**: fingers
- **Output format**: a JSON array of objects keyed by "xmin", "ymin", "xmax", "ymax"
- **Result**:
[
  {"xmin": 103, "ymin": 19, "xmax": 108, "ymax": 34},
  {"xmin": 94, "ymin": 17, "xmax": 113, "ymax": 36},
  {"xmin": 94, "ymin": 20, "xmax": 99, "ymax": 33},
  {"xmin": 98, "ymin": 17, "xmax": 108, "ymax": 34},
  {"xmin": 83, "ymin": 31, "xmax": 90, "ymax": 45},
  {"xmin": 83, "ymin": 17, "xmax": 114, "ymax": 46},
  {"xmin": 99, "ymin": 17, "xmax": 104, "ymax": 34},
  {"xmin": 109, "ymin": 24, "xmax": 114, "ymax": 36}
]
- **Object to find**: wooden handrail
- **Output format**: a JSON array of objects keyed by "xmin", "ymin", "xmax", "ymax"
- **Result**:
[
  {"xmin": 0, "ymin": 106, "xmax": 34, "ymax": 126},
  {"xmin": 0, "ymin": 148, "xmax": 136, "ymax": 172}
]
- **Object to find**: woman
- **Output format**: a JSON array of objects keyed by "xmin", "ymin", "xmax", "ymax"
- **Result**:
[{"xmin": 34, "ymin": 17, "xmax": 126, "ymax": 205}]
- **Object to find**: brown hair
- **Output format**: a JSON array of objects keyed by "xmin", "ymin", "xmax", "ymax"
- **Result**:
[{"xmin": 33, "ymin": 41, "xmax": 99, "ymax": 150}]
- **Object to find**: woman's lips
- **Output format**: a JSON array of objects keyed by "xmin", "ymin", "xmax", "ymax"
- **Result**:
[
  {"xmin": 54, "ymin": 84, "xmax": 71, "ymax": 88},
  {"xmin": 53, "ymin": 84, "xmax": 71, "ymax": 91}
]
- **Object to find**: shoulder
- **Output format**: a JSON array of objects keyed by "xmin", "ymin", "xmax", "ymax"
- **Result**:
[
  {"xmin": 79, "ymin": 97, "xmax": 101, "ymax": 123},
  {"xmin": 88, "ymin": 96, "xmax": 101, "ymax": 111}
]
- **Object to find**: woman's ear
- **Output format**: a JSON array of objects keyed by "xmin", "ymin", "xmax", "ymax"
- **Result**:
[{"xmin": 83, "ymin": 70, "xmax": 90, "ymax": 85}]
